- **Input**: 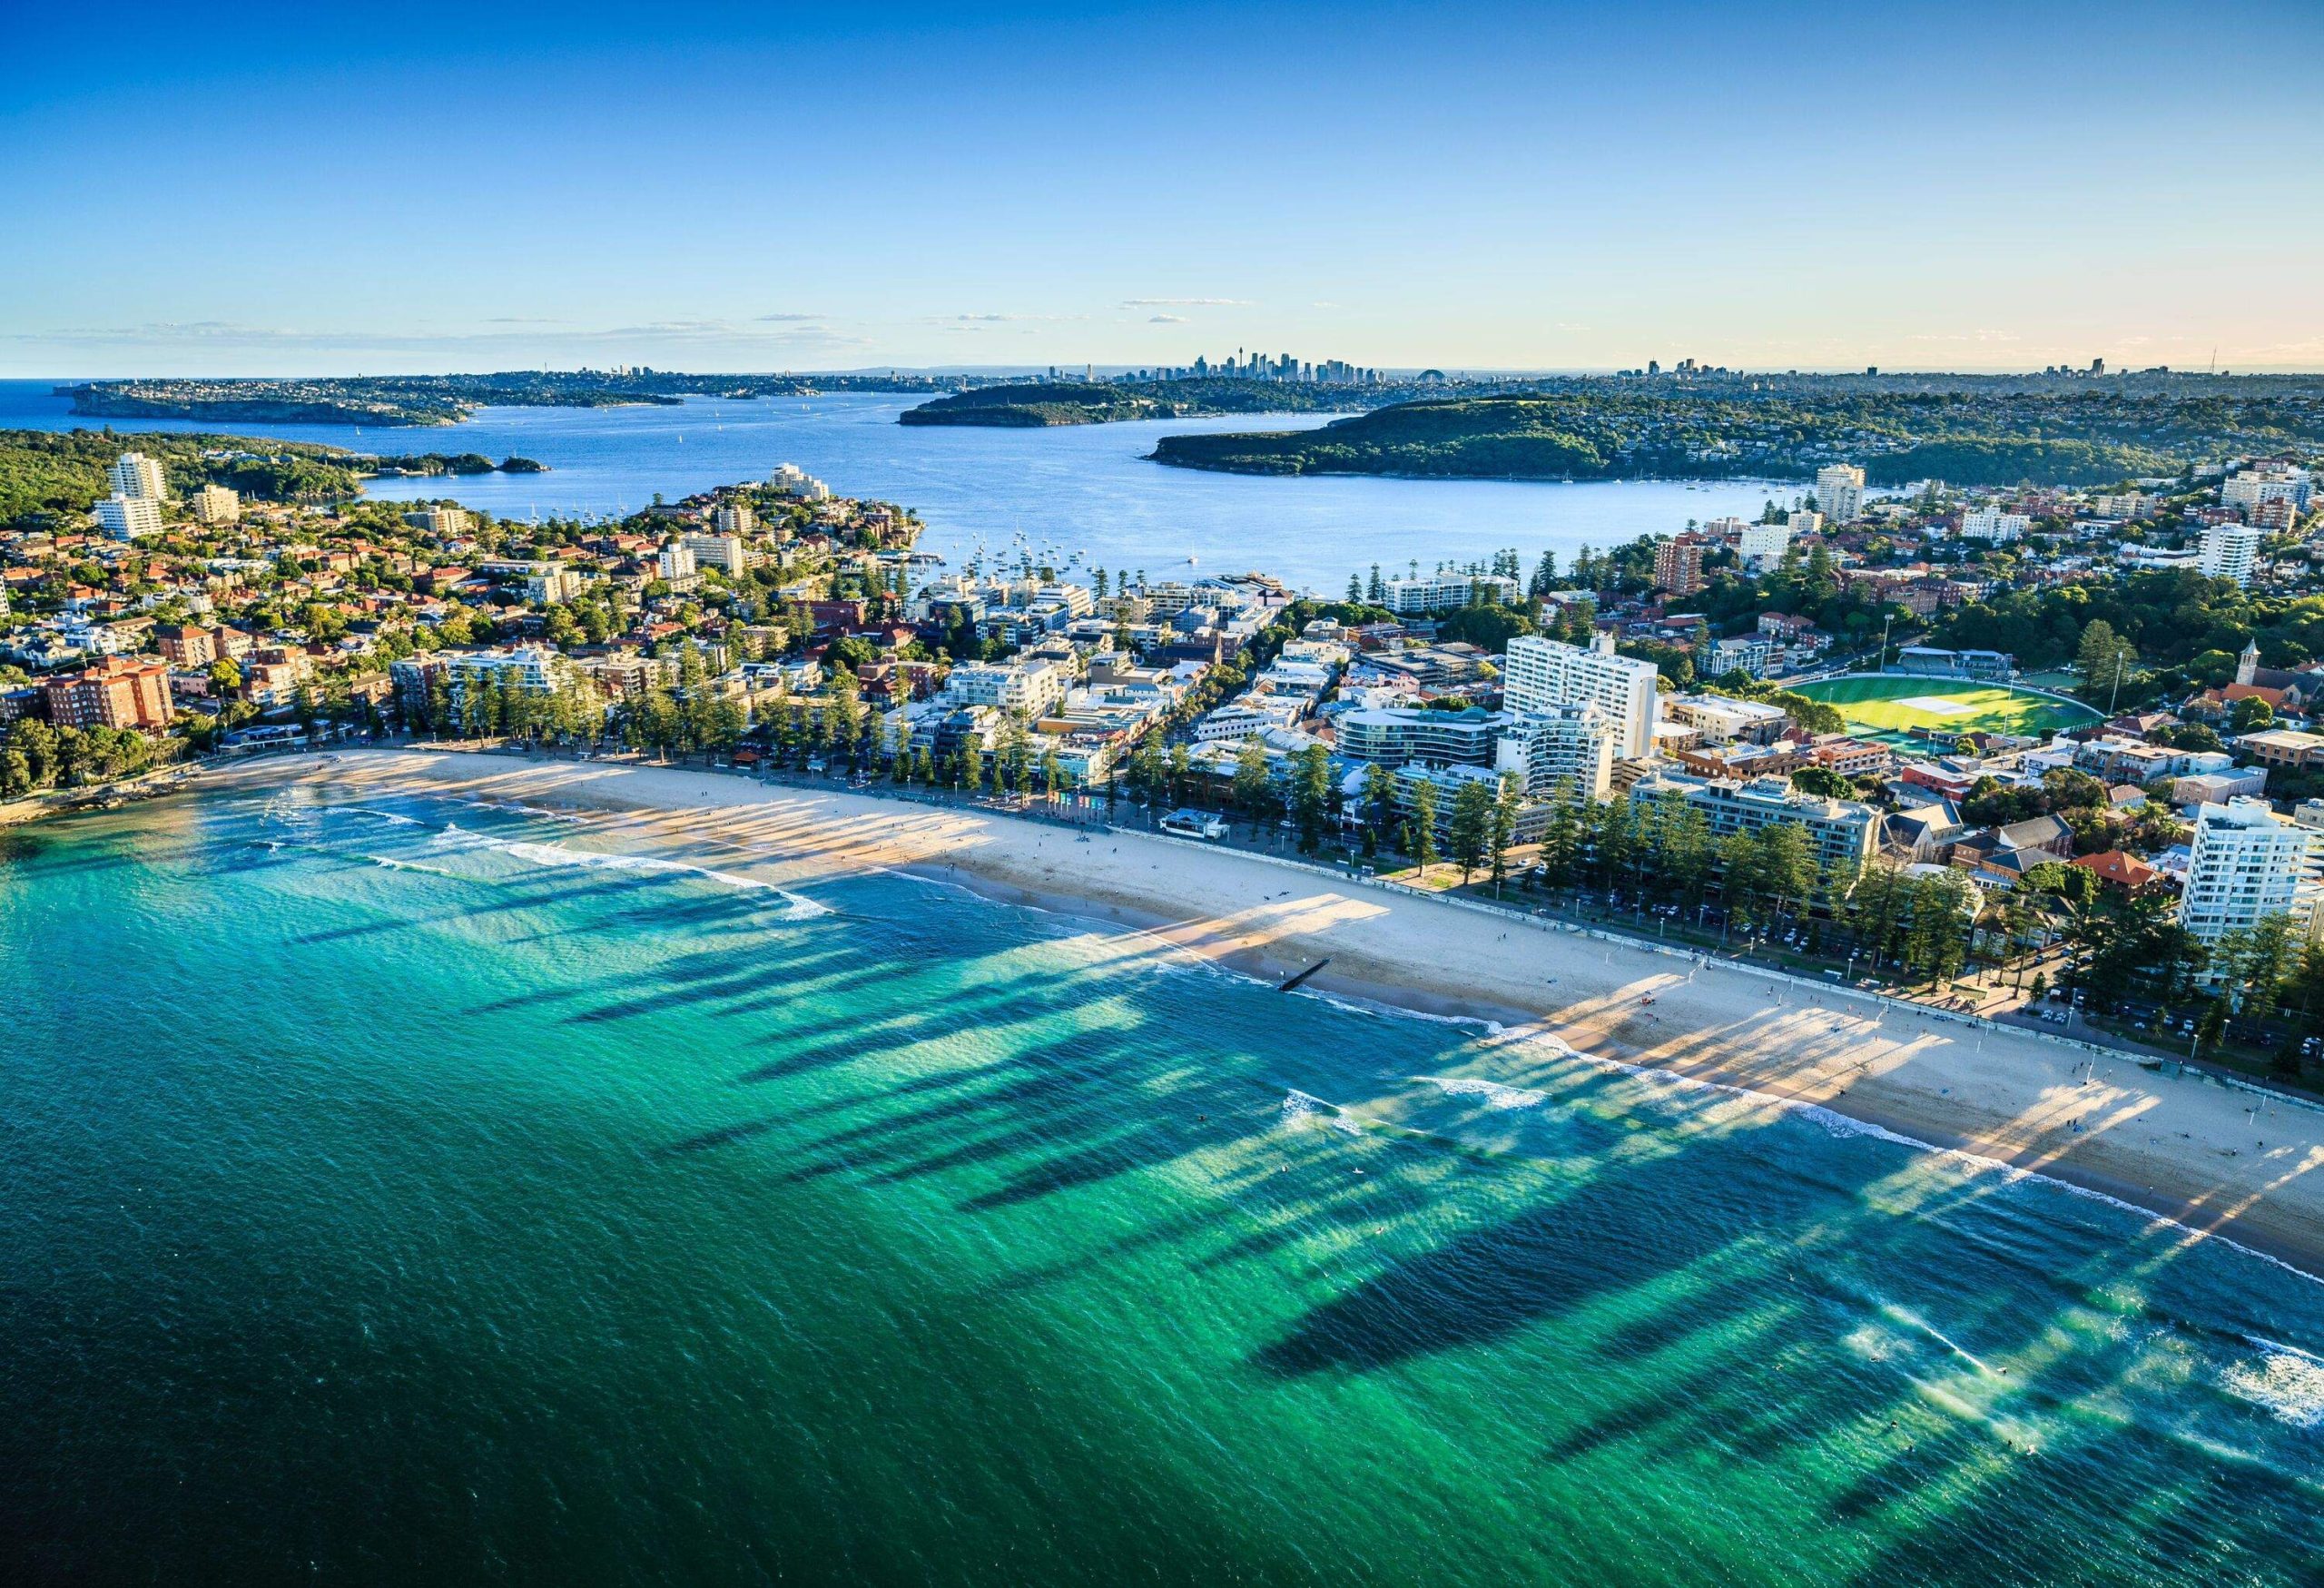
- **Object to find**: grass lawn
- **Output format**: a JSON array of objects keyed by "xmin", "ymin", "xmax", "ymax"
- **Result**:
[{"xmin": 1790, "ymin": 674, "xmax": 2101, "ymax": 746}]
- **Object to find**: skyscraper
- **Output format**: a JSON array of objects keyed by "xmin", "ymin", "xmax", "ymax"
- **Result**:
[
  {"xmin": 1815, "ymin": 465, "xmax": 1866, "ymax": 524},
  {"xmin": 108, "ymin": 451, "xmax": 166, "ymax": 501}
]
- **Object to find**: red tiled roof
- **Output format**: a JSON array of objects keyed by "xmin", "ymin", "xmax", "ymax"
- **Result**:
[{"xmin": 2072, "ymin": 850, "xmax": 2160, "ymax": 890}]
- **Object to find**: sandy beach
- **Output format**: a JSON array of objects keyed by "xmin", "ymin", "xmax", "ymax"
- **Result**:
[{"xmin": 192, "ymin": 746, "xmax": 2324, "ymax": 1277}]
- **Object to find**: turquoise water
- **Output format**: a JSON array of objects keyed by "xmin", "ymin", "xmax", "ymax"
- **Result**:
[
  {"xmin": 0, "ymin": 380, "xmax": 1777, "ymax": 592},
  {"xmin": 5, "ymin": 785, "xmax": 2323, "ymax": 1585}
]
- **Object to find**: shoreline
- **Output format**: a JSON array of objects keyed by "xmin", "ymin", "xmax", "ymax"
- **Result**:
[
  {"xmin": 956, "ymin": 858, "xmax": 2324, "ymax": 1287},
  {"xmin": 162, "ymin": 747, "xmax": 2324, "ymax": 1278}
]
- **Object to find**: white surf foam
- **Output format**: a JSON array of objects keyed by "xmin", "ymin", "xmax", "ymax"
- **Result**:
[
  {"xmin": 1420, "ymin": 1075, "xmax": 1550, "ymax": 1111},
  {"xmin": 1280, "ymin": 1089, "xmax": 1364, "ymax": 1135},
  {"xmin": 367, "ymin": 855, "xmax": 463, "ymax": 879},
  {"xmin": 455, "ymin": 796, "xmax": 588, "ymax": 824},
  {"xmin": 424, "ymin": 822, "xmax": 504, "ymax": 853},
  {"xmin": 492, "ymin": 839, "xmax": 831, "ymax": 917},
  {"xmin": 2225, "ymin": 1336, "xmax": 2324, "ymax": 1429},
  {"xmin": 327, "ymin": 806, "xmax": 424, "ymax": 827}
]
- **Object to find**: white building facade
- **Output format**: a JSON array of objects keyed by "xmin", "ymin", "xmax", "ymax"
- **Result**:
[
  {"xmin": 1496, "ymin": 705, "xmax": 1619, "ymax": 800},
  {"xmin": 2178, "ymin": 798, "xmax": 2323, "ymax": 962},
  {"xmin": 1380, "ymin": 571, "xmax": 1522, "ymax": 616},
  {"xmin": 1815, "ymin": 465, "xmax": 1866, "ymax": 525},
  {"xmin": 109, "ymin": 451, "xmax": 167, "ymax": 501},
  {"xmin": 1960, "ymin": 508, "xmax": 2030, "ymax": 542},
  {"xmin": 2198, "ymin": 522, "xmax": 2262, "ymax": 587},
  {"xmin": 1500, "ymin": 631, "xmax": 1659, "ymax": 760},
  {"xmin": 1737, "ymin": 519, "xmax": 1791, "ymax": 569},
  {"xmin": 95, "ymin": 495, "xmax": 164, "ymax": 540}
]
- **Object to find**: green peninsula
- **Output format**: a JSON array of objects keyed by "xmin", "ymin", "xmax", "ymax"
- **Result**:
[
  {"xmin": 0, "ymin": 430, "xmax": 548, "ymax": 528},
  {"xmin": 1148, "ymin": 377, "xmax": 2324, "ymax": 488},
  {"xmin": 0, "ymin": 430, "xmax": 366, "ymax": 525}
]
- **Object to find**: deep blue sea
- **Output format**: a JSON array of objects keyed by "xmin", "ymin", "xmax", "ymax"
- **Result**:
[
  {"xmin": 1, "ymin": 380, "xmax": 1780, "ymax": 591},
  {"xmin": 4, "ymin": 784, "xmax": 2324, "ymax": 1585}
]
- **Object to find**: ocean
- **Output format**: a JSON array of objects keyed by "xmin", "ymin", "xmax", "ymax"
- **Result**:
[
  {"xmin": 0, "ymin": 380, "xmax": 1780, "ymax": 592},
  {"xmin": 5, "ymin": 785, "xmax": 2322, "ymax": 1584}
]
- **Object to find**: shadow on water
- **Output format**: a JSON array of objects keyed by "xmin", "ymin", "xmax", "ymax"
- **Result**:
[
  {"xmin": 231, "ymin": 787, "xmax": 2318, "ymax": 1586},
  {"xmin": 689, "ymin": 929, "xmax": 2324, "ymax": 1582},
  {"xmin": 25, "ymin": 785, "xmax": 2324, "ymax": 1585}
]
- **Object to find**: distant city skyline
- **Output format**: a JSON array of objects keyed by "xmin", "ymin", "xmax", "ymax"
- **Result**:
[{"xmin": 5, "ymin": 0, "xmax": 2320, "ymax": 377}]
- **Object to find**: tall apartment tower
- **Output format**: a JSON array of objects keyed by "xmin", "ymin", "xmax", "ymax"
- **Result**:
[
  {"xmin": 109, "ymin": 451, "xmax": 167, "ymax": 501},
  {"xmin": 2178, "ymin": 798, "xmax": 2321, "ymax": 964},
  {"xmin": 95, "ymin": 495, "xmax": 164, "ymax": 539},
  {"xmin": 2198, "ymin": 522, "xmax": 2262, "ymax": 587},
  {"xmin": 1653, "ymin": 536, "xmax": 1707, "ymax": 597},
  {"xmin": 1815, "ymin": 464, "xmax": 1866, "ymax": 524},
  {"xmin": 1501, "ymin": 631, "xmax": 1660, "ymax": 761}
]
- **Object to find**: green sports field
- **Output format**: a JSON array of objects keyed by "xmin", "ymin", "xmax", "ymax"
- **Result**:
[{"xmin": 1788, "ymin": 674, "xmax": 2101, "ymax": 747}]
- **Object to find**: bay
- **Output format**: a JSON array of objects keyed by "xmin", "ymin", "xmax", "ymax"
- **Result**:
[{"xmin": 0, "ymin": 380, "xmax": 1780, "ymax": 591}]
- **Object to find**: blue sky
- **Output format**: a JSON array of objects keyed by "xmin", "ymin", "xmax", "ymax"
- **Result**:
[{"xmin": 5, "ymin": 1, "xmax": 2319, "ymax": 375}]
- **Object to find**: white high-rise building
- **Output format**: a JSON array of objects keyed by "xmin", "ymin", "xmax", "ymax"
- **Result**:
[
  {"xmin": 1500, "ymin": 630, "xmax": 1659, "ymax": 761},
  {"xmin": 1737, "ymin": 519, "xmax": 1791, "ymax": 569},
  {"xmin": 95, "ymin": 494, "xmax": 163, "ymax": 539},
  {"xmin": 1959, "ymin": 508, "xmax": 2030, "ymax": 542},
  {"xmin": 2178, "ymin": 798, "xmax": 2323, "ymax": 964},
  {"xmin": 656, "ymin": 538, "xmax": 697, "ymax": 582},
  {"xmin": 2198, "ymin": 522, "xmax": 2262, "ymax": 587},
  {"xmin": 1815, "ymin": 465, "xmax": 1866, "ymax": 524},
  {"xmin": 712, "ymin": 502, "xmax": 754, "ymax": 536},
  {"xmin": 1496, "ymin": 704, "xmax": 1619, "ymax": 800},
  {"xmin": 108, "ymin": 450, "xmax": 166, "ymax": 501},
  {"xmin": 1787, "ymin": 508, "xmax": 1824, "ymax": 536}
]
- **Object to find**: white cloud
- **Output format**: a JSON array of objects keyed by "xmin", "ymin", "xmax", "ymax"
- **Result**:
[{"xmin": 1119, "ymin": 297, "xmax": 1253, "ymax": 308}]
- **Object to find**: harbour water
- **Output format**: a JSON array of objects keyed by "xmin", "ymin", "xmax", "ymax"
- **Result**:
[
  {"xmin": 2, "ymin": 381, "xmax": 1780, "ymax": 591},
  {"xmin": 5, "ymin": 786, "xmax": 2323, "ymax": 1584}
]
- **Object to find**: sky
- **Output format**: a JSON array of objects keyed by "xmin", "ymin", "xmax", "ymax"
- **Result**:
[{"xmin": 4, "ymin": 0, "xmax": 2320, "ymax": 377}]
